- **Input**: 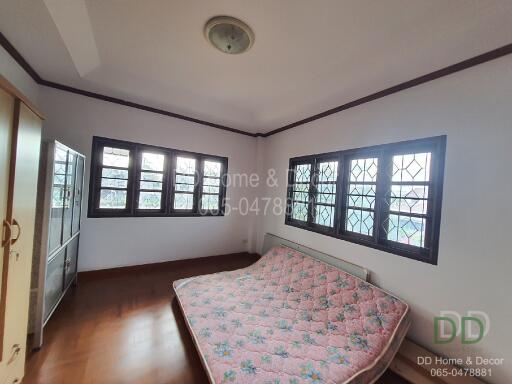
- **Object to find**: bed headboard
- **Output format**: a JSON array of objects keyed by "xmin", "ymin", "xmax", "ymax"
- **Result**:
[{"xmin": 262, "ymin": 233, "xmax": 370, "ymax": 282}]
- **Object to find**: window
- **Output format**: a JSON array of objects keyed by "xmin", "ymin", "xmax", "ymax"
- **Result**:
[
  {"xmin": 88, "ymin": 136, "xmax": 227, "ymax": 217},
  {"xmin": 286, "ymin": 136, "xmax": 446, "ymax": 264}
]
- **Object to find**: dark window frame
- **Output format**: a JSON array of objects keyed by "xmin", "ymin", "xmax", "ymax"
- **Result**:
[
  {"xmin": 88, "ymin": 136, "xmax": 228, "ymax": 218},
  {"xmin": 285, "ymin": 136, "xmax": 446, "ymax": 265}
]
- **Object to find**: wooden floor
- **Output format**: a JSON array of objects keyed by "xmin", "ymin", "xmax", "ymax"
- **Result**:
[{"xmin": 24, "ymin": 252, "xmax": 408, "ymax": 384}]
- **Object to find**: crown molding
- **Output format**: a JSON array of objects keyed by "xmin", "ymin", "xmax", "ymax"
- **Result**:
[{"xmin": 2, "ymin": 31, "xmax": 512, "ymax": 138}]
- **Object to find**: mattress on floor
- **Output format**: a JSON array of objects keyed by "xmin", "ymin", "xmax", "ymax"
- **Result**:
[{"xmin": 173, "ymin": 245, "xmax": 410, "ymax": 384}]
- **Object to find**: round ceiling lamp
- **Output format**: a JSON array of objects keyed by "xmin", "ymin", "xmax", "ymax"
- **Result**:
[{"xmin": 204, "ymin": 16, "xmax": 254, "ymax": 54}]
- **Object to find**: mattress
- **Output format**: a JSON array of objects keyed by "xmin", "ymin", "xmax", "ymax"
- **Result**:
[{"xmin": 173, "ymin": 245, "xmax": 410, "ymax": 384}]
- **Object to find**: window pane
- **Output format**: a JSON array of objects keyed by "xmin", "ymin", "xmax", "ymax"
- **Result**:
[
  {"xmin": 176, "ymin": 174, "xmax": 195, "ymax": 184},
  {"xmin": 103, "ymin": 147, "xmax": 129, "ymax": 168},
  {"xmin": 176, "ymin": 157, "xmax": 196, "ymax": 175},
  {"xmin": 318, "ymin": 161, "xmax": 338, "ymax": 182},
  {"xmin": 346, "ymin": 209, "xmax": 374, "ymax": 236},
  {"xmin": 203, "ymin": 185, "xmax": 219, "ymax": 194},
  {"xmin": 102, "ymin": 168, "xmax": 128, "ymax": 179},
  {"xmin": 386, "ymin": 214, "xmax": 426, "ymax": 247},
  {"xmin": 174, "ymin": 193, "xmax": 194, "ymax": 210},
  {"xmin": 138, "ymin": 191, "xmax": 162, "ymax": 210},
  {"xmin": 141, "ymin": 171, "xmax": 163, "ymax": 182},
  {"xmin": 293, "ymin": 191, "xmax": 308, "ymax": 202},
  {"xmin": 140, "ymin": 181, "xmax": 162, "ymax": 190},
  {"xmin": 392, "ymin": 153, "xmax": 431, "ymax": 182},
  {"xmin": 101, "ymin": 178, "xmax": 128, "ymax": 188},
  {"xmin": 176, "ymin": 183, "xmax": 194, "ymax": 192},
  {"xmin": 349, "ymin": 158, "xmax": 378, "ymax": 182},
  {"xmin": 99, "ymin": 189, "xmax": 127, "ymax": 209},
  {"xmin": 292, "ymin": 202, "xmax": 308, "ymax": 221},
  {"xmin": 203, "ymin": 177, "xmax": 220, "ymax": 186},
  {"xmin": 201, "ymin": 195, "xmax": 219, "ymax": 211},
  {"xmin": 315, "ymin": 205, "xmax": 335, "ymax": 227},
  {"xmin": 141, "ymin": 152, "xmax": 164, "ymax": 172},
  {"xmin": 390, "ymin": 185, "xmax": 429, "ymax": 215},
  {"xmin": 294, "ymin": 164, "xmax": 311, "ymax": 183},
  {"xmin": 204, "ymin": 161, "xmax": 221, "ymax": 177}
]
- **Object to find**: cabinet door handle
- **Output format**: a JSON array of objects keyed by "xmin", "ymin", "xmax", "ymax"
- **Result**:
[
  {"xmin": 2, "ymin": 220, "xmax": 11, "ymax": 247},
  {"xmin": 11, "ymin": 219, "xmax": 21, "ymax": 245}
]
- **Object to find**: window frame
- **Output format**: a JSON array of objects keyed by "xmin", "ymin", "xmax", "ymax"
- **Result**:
[
  {"xmin": 285, "ymin": 136, "xmax": 446, "ymax": 265},
  {"xmin": 88, "ymin": 136, "xmax": 228, "ymax": 218}
]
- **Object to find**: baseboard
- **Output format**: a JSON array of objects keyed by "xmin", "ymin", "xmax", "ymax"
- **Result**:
[{"xmin": 77, "ymin": 252, "xmax": 260, "ymax": 281}]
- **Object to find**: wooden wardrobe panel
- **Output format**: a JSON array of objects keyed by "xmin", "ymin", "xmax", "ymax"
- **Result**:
[
  {"xmin": 0, "ymin": 88, "xmax": 14, "ymax": 369},
  {"xmin": 2, "ymin": 101, "xmax": 42, "ymax": 382}
]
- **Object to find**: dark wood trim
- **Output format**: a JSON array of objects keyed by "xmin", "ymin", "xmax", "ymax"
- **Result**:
[
  {"xmin": 77, "ymin": 252, "xmax": 261, "ymax": 281},
  {"xmin": 261, "ymin": 42, "xmax": 512, "ymax": 137},
  {"xmin": 1, "ymin": 31, "xmax": 512, "ymax": 138},
  {"xmin": 39, "ymin": 79, "xmax": 257, "ymax": 137},
  {"xmin": 0, "ymin": 75, "xmax": 44, "ymax": 119}
]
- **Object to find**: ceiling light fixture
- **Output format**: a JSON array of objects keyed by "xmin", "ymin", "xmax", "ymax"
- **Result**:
[{"xmin": 204, "ymin": 16, "xmax": 254, "ymax": 54}]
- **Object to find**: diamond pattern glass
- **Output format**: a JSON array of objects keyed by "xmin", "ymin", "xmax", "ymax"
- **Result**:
[
  {"xmin": 345, "ymin": 158, "xmax": 378, "ymax": 235},
  {"xmin": 99, "ymin": 147, "xmax": 130, "ymax": 209},
  {"xmin": 384, "ymin": 152, "xmax": 431, "ymax": 248},
  {"xmin": 201, "ymin": 160, "xmax": 222, "ymax": 212},
  {"xmin": 314, "ymin": 161, "xmax": 338, "ymax": 227},
  {"xmin": 291, "ymin": 163, "xmax": 311, "ymax": 222}
]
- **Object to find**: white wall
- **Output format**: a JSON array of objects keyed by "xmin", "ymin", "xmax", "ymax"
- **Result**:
[
  {"xmin": 0, "ymin": 46, "xmax": 39, "ymax": 106},
  {"xmin": 39, "ymin": 87, "xmax": 259, "ymax": 271},
  {"xmin": 256, "ymin": 55, "xmax": 512, "ymax": 384}
]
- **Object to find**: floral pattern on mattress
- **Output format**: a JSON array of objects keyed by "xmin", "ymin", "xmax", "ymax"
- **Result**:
[{"xmin": 173, "ymin": 246, "xmax": 409, "ymax": 384}]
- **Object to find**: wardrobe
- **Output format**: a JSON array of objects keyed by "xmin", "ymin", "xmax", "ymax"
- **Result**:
[
  {"xmin": 0, "ymin": 76, "xmax": 43, "ymax": 384},
  {"xmin": 30, "ymin": 141, "xmax": 85, "ymax": 349}
]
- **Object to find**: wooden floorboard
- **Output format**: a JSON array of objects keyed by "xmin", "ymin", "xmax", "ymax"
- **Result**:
[{"xmin": 24, "ymin": 252, "xmax": 409, "ymax": 384}]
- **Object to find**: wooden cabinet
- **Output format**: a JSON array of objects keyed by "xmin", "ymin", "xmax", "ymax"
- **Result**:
[
  {"xmin": 31, "ymin": 141, "xmax": 85, "ymax": 349},
  {"xmin": 0, "ymin": 79, "xmax": 43, "ymax": 384}
]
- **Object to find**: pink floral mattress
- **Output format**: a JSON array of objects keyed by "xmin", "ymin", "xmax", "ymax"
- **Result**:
[{"xmin": 173, "ymin": 246, "xmax": 410, "ymax": 384}]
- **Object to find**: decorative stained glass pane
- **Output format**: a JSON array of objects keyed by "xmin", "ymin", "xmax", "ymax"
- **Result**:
[
  {"xmin": 174, "ymin": 193, "xmax": 194, "ymax": 210},
  {"xmin": 141, "ymin": 152, "xmax": 164, "ymax": 172},
  {"xmin": 201, "ymin": 195, "xmax": 219, "ymax": 211},
  {"xmin": 103, "ymin": 147, "xmax": 129, "ymax": 168},
  {"xmin": 293, "ymin": 191, "xmax": 309, "ymax": 202},
  {"xmin": 176, "ymin": 157, "xmax": 196, "ymax": 175},
  {"xmin": 392, "ymin": 153, "xmax": 431, "ymax": 182},
  {"xmin": 99, "ymin": 189, "xmax": 127, "ymax": 209},
  {"xmin": 385, "ymin": 214, "xmax": 426, "ymax": 247},
  {"xmin": 138, "ymin": 191, "xmax": 162, "ymax": 210},
  {"xmin": 204, "ymin": 161, "xmax": 221, "ymax": 177},
  {"xmin": 292, "ymin": 202, "xmax": 308, "ymax": 221}
]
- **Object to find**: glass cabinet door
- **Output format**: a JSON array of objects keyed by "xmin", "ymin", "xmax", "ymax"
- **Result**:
[
  {"xmin": 72, "ymin": 156, "xmax": 84, "ymax": 235},
  {"xmin": 48, "ymin": 145, "xmax": 67, "ymax": 255},
  {"xmin": 62, "ymin": 151, "xmax": 76, "ymax": 243}
]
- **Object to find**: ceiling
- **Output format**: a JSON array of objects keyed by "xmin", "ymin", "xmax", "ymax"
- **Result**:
[{"xmin": 1, "ymin": 0, "xmax": 512, "ymax": 134}]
